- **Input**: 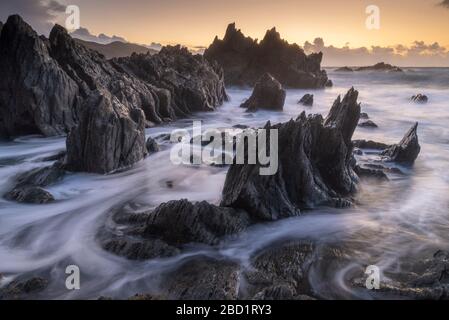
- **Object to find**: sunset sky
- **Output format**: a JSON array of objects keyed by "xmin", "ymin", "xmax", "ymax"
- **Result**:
[{"xmin": 2, "ymin": 0, "xmax": 449, "ymax": 66}]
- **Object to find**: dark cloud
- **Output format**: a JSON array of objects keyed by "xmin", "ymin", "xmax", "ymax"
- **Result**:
[
  {"xmin": 0, "ymin": 0, "xmax": 66, "ymax": 35},
  {"xmin": 71, "ymin": 27, "xmax": 127, "ymax": 44},
  {"xmin": 304, "ymin": 38, "xmax": 449, "ymax": 67}
]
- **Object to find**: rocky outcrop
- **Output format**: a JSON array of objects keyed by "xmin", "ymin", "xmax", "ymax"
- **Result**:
[
  {"xmin": 0, "ymin": 15, "xmax": 227, "ymax": 138},
  {"xmin": 0, "ymin": 21, "xmax": 3, "ymax": 33},
  {"xmin": 240, "ymin": 73, "xmax": 286, "ymax": 111},
  {"xmin": 381, "ymin": 122, "xmax": 421, "ymax": 165},
  {"xmin": 358, "ymin": 120, "xmax": 378, "ymax": 128},
  {"xmin": 335, "ymin": 66, "xmax": 354, "ymax": 72},
  {"xmin": 298, "ymin": 94, "xmax": 314, "ymax": 106},
  {"xmin": 411, "ymin": 94, "xmax": 428, "ymax": 103},
  {"xmin": 113, "ymin": 45, "xmax": 228, "ymax": 117},
  {"xmin": 352, "ymin": 139, "xmax": 390, "ymax": 150},
  {"xmin": 4, "ymin": 162, "xmax": 65, "ymax": 203},
  {"xmin": 0, "ymin": 276, "xmax": 48, "ymax": 300},
  {"xmin": 101, "ymin": 199, "xmax": 250, "ymax": 260},
  {"xmin": 0, "ymin": 15, "xmax": 82, "ymax": 137},
  {"xmin": 204, "ymin": 23, "xmax": 329, "ymax": 88},
  {"xmin": 146, "ymin": 137, "xmax": 160, "ymax": 154},
  {"xmin": 355, "ymin": 62, "xmax": 403, "ymax": 72},
  {"xmin": 221, "ymin": 88, "xmax": 361, "ymax": 221},
  {"xmin": 65, "ymin": 90, "xmax": 147, "ymax": 174}
]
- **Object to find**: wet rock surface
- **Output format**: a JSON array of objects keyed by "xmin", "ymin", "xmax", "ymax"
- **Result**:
[
  {"xmin": 221, "ymin": 88, "xmax": 361, "ymax": 221},
  {"xmin": 0, "ymin": 15, "xmax": 227, "ymax": 138},
  {"xmin": 358, "ymin": 120, "xmax": 378, "ymax": 128},
  {"xmin": 298, "ymin": 94, "xmax": 314, "ymax": 106},
  {"xmin": 0, "ymin": 277, "xmax": 48, "ymax": 299},
  {"xmin": 240, "ymin": 73, "xmax": 286, "ymax": 111},
  {"xmin": 411, "ymin": 94, "xmax": 428, "ymax": 103},
  {"xmin": 65, "ymin": 90, "xmax": 147, "ymax": 174},
  {"xmin": 353, "ymin": 140, "xmax": 390, "ymax": 150},
  {"xmin": 381, "ymin": 122, "xmax": 421, "ymax": 165},
  {"xmin": 204, "ymin": 23, "xmax": 329, "ymax": 88}
]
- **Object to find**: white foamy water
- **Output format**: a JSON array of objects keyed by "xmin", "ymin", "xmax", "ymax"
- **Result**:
[{"xmin": 1, "ymin": 68, "xmax": 449, "ymax": 299}]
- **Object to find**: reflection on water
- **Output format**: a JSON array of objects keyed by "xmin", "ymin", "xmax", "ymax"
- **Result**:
[{"xmin": 0, "ymin": 68, "xmax": 449, "ymax": 299}]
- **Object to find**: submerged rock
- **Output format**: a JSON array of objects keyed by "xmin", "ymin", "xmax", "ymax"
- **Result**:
[
  {"xmin": 355, "ymin": 62, "xmax": 403, "ymax": 72},
  {"xmin": 298, "ymin": 94, "xmax": 314, "ymax": 106},
  {"xmin": 65, "ymin": 90, "xmax": 147, "ymax": 174},
  {"xmin": 335, "ymin": 66, "xmax": 354, "ymax": 72},
  {"xmin": 352, "ymin": 140, "xmax": 390, "ymax": 150},
  {"xmin": 354, "ymin": 165, "xmax": 388, "ymax": 181},
  {"xmin": 360, "ymin": 112, "xmax": 369, "ymax": 119},
  {"xmin": 221, "ymin": 88, "xmax": 361, "ymax": 221},
  {"xmin": 358, "ymin": 120, "xmax": 378, "ymax": 128},
  {"xmin": 240, "ymin": 73, "xmax": 286, "ymax": 111},
  {"xmin": 204, "ymin": 23, "xmax": 329, "ymax": 88},
  {"xmin": 4, "ymin": 162, "xmax": 65, "ymax": 204},
  {"xmin": 381, "ymin": 122, "xmax": 421, "ymax": 165},
  {"xmin": 411, "ymin": 94, "xmax": 428, "ymax": 104},
  {"xmin": 145, "ymin": 137, "xmax": 160, "ymax": 154}
]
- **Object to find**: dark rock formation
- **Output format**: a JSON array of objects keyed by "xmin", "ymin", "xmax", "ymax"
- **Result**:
[
  {"xmin": 65, "ymin": 90, "xmax": 147, "ymax": 174},
  {"xmin": 243, "ymin": 241, "xmax": 315, "ymax": 300},
  {"xmin": 0, "ymin": 15, "xmax": 81, "ymax": 137},
  {"xmin": 0, "ymin": 276, "xmax": 48, "ymax": 299},
  {"xmin": 325, "ymin": 80, "xmax": 333, "ymax": 87},
  {"xmin": 358, "ymin": 120, "xmax": 378, "ymax": 128},
  {"xmin": 335, "ymin": 66, "xmax": 354, "ymax": 72},
  {"xmin": 204, "ymin": 23, "xmax": 329, "ymax": 88},
  {"xmin": 0, "ymin": 15, "xmax": 227, "ymax": 138},
  {"xmin": 101, "ymin": 199, "xmax": 250, "ymax": 260},
  {"xmin": 146, "ymin": 137, "xmax": 160, "ymax": 154},
  {"xmin": 142, "ymin": 199, "xmax": 250, "ymax": 246},
  {"xmin": 298, "ymin": 94, "xmax": 314, "ymax": 106},
  {"xmin": 5, "ymin": 187, "xmax": 55, "ymax": 204},
  {"xmin": 381, "ymin": 122, "xmax": 421, "ymax": 165},
  {"xmin": 221, "ymin": 88, "xmax": 361, "ymax": 221},
  {"xmin": 163, "ymin": 257, "xmax": 240, "ymax": 300},
  {"xmin": 360, "ymin": 112, "xmax": 369, "ymax": 119},
  {"xmin": 4, "ymin": 162, "xmax": 65, "ymax": 203},
  {"xmin": 354, "ymin": 165, "xmax": 388, "ymax": 181},
  {"xmin": 240, "ymin": 73, "xmax": 286, "ymax": 111},
  {"xmin": 411, "ymin": 94, "xmax": 428, "ymax": 103},
  {"xmin": 353, "ymin": 140, "xmax": 390, "ymax": 150},
  {"xmin": 113, "ymin": 45, "xmax": 228, "ymax": 117},
  {"xmin": 355, "ymin": 62, "xmax": 403, "ymax": 72},
  {"xmin": 0, "ymin": 21, "xmax": 3, "ymax": 33}
]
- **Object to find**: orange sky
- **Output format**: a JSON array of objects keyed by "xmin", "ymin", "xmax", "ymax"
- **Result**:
[{"xmin": 56, "ymin": 0, "xmax": 449, "ymax": 49}]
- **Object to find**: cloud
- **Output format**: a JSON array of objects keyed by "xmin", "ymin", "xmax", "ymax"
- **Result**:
[
  {"xmin": 0, "ymin": 0, "xmax": 66, "ymax": 35},
  {"xmin": 303, "ymin": 38, "xmax": 449, "ymax": 67},
  {"xmin": 439, "ymin": 0, "xmax": 449, "ymax": 8},
  {"xmin": 70, "ymin": 27, "xmax": 127, "ymax": 44}
]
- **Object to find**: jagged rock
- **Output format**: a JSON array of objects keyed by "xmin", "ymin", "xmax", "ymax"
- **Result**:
[
  {"xmin": 204, "ymin": 23, "xmax": 329, "ymax": 88},
  {"xmin": 358, "ymin": 120, "xmax": 378, "ymax": 128},
  {"xmin": 325, "ymin": 80, "xmax": 333, "ymax": 87},
  {"xmin": 0, "ymin": 15, "xmax": 82, "ymax": 137},
  {"xmin": 113, "ymin": 45, "xmax": 228, "ymax": 117},
  {"xmin": 146, "ymin": 137, "xmax": 160, "ymax": 154},
  {"xmin": 221, "ymin": 88, "xmax": 361, "ymax": 221},
  {"xmin": 4, "ymin": 162, "xmax": 65, "ymax": 203},
  {"xmin": 411, "ymin": 94, "xmax": 428, "ymax": 103},
  {"xmin": 65, "ymin": 90, "xmax": 147, "ymax": 174},
  {"xmin": 0, "ymin": 277, "xmax": 48, "ymax": 299},
  {"xmin": 336, "ymin": 66, "xmax": 354, "ymax": 72},
  {"xmin": 360, "ymin": 112, "xmax": 369, "ymax": 119},
  {"xmin": 163, "ymin": 257, "xmax": 240, "ymax": 300},
  {"xmin": 298, "ymin": 94, "xmax": 314, "ymax": 106},
  {"xmin": 381, "ymin": 122, "xmax": 421, "ymax": 164},
  {"xmin": 352, "ymin": 139, "xmax": 390, "ymax": 150},
  {"xmin": 240, "ymin": 73, "xmax": 286, "ymax": 111},
  {"xmin": 0, "ymin": 15, "xmax": 227, "ymax": 139},
  {"xmin": 355, "ymin": 62, "xmax": 403, "ymax": 72}
]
